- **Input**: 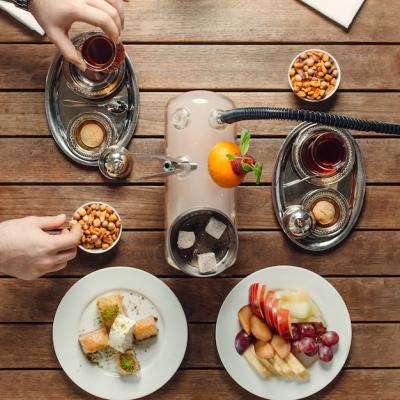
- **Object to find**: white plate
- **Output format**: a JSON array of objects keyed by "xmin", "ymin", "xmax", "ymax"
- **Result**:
[
  {"xmin": 53, "ymin": 267, "xmax": 188, "ymax": 400},
  {"xmin": 216, "ymin": 266, "xmax": 352, "ymax": 400}
]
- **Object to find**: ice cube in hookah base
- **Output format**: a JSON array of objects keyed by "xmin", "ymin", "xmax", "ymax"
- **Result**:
[
  {"xmin": 197, "ymin": 252, "xmax": 218, "ymax": 274},
  {"xmin": 205, "ymin": 217, "xmax": 227, "ymax": 240},
  {"xmin": 177, "ymin": 231, "xmax": 196, "ymax": 249}
]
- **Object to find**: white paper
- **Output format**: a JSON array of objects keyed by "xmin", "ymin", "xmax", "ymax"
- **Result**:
[
  {"xmin": 0, "ymin": 1, "xmax": 45, "ymax": 36},
  {"xmin": 300, "ymin": 0, "xmax": 365, "ymax": 28}
]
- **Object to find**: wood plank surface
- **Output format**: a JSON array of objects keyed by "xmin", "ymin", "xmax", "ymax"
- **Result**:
[
  {"xmin": 1, "ymin": 185, "xmax": 400, "ymax": 230},
  {"xmin": 1, "ymin": 0, "xmax": 400, "ymax": 43},
  {"xmin": 0, "ymin": 278, "xmax": 398, "ymax": 323},
  {"xmin": 49, "ymin": 231, "xmax": 400, "ymax": 277},
  {"xmin": 0, "ymin": 137, "xmax": 399, "ymax": 183},
  {"xmin": 0, "ymin": 369, "xmax": 398, "ymax": 400},
  {"xmin": 0, "ymin": 45, "xmax": 399, "ymax": 90},
  {"xmin": 0, "ymin": 323, "xmax": 398, "ymax": 369},
  {"xmin": 2, "ymin": 92, "xmax": 400, "ymax": 137}
]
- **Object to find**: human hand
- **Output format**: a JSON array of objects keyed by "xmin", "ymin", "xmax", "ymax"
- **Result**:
[
  {"xmin": 29, "ymin": 0, "xmax": 128, "ymax": 70},
  {"xmin": 0, "ymin": 214, "xmax": 82, "ymax": 280}
]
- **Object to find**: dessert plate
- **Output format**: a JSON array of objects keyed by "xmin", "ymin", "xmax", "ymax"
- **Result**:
[
  {"xmin": 216, "ymin": 266, "xmax": 351, "ymax": 400},
  {"xmin": 53, "ymin": 267, "xmax": 187, "ymax": 400}
]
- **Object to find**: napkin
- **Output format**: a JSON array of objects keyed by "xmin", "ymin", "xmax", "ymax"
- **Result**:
[
  {"xmin": 0, "ymin": 1, "xmax": 44, "ymax": 35},
  {"xmin": 300, "ymin": 0, "xmax": 365, "ymax": 29}
]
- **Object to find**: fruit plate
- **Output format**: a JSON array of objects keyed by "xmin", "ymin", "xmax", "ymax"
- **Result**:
[
  {"xmin": 216, "ymin": 266, "xmax": 351, "ymax": 400},
  {"xmin": 53, "ymin": 267, "xmax": 188, "ymax": 400}
]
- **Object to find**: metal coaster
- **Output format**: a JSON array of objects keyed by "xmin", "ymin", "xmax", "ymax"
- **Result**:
[
  {"xmin": 45, "ymin": 36, "xmax": 139, "ymax": 167},
  {"xmin": 291, "ymin": 124, "xmax": 355, "ymax": 186},
  {"xmin": 273, "ymin": 122, "xmax": 365, "ymax": 252},
  {"xmin": 67, "ymin": 112, "xmax": 117, "ymax": 161},
  {"xmin": 302, "ymin": 189, "xmax": 349, "ymax": 238}
]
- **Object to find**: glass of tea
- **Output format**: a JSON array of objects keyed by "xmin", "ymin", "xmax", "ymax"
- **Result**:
[
  {"xmin": 301, "ymin": 131, "xmax": 348, "ymax": 176},
  {"xmin": 80, "ymin": 31, "xmax": 125, "ymax": 73}
]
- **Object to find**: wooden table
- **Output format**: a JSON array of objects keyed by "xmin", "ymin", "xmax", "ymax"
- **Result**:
[{"xmin": 0, "ymin": 1, "xmax": 399, "ymax": 399}]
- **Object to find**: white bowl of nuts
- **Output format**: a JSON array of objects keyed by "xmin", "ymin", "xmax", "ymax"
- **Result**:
[
  {"xmin": 70, "ymin": 202, "xmax": 122, "ymax": 253},
  {"xmin": 288, "ymin": 49, "xmax": 341, "ymax": 102}
]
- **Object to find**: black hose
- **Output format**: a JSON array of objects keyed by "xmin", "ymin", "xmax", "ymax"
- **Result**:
[{"xmin": 220, "ymin": 107, "xmax": 400, "ymax": 135}]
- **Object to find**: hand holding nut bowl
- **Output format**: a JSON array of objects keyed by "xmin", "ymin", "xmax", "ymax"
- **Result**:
[{"xmin": 70, "ymin": 202, "xmax": 122, "ymax": 253}]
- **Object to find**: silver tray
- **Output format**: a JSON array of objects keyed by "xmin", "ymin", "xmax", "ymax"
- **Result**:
[
  {"xmin": 272, "ymin": 122, "xmax": 366, "ymax": 252},
  {"xmin": 45, "ymin": 51, "xmax": 139, "ymax": 167}
]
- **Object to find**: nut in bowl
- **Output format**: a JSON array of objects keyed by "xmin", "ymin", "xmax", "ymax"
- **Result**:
[
  {"xmin": 70, "ymin": 202, "xmax": 122, "ymax": 253},
  {"xmin": 288, "ymin": 49, "xmax": 341, "ymax": 102}
]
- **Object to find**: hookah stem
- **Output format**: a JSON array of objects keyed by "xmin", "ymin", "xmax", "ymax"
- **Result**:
[{"xmin": 219, "ymin": 107, "xmax": 400, "ymax": 135}]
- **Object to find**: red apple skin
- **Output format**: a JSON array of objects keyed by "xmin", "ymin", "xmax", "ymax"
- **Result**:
[
  {"xmin": 249, "ymin": 283, "xmax": 262, "ymax": 318},
  {"xmin": 258, "ymin": 285, "xmax": 268, "ymax": 320},
  {"xmin": 271, "ymin": 298, "xmax": 281, "ymax": 331},
  {"xmin": 277, "ymin": 308, "xmax": 292, "ymax": 339},
  {"xmin": 265, "ymin": 290, "xmax": 276, "ymax": 329}
]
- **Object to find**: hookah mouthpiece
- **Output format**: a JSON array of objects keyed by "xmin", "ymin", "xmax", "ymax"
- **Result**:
[{"xmin": 219, "ymin": 107, "xmax": 400, "ymax": 135}]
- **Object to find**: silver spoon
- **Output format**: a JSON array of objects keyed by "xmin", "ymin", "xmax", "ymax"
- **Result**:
[{"xmin": 63, "ymin": 99, "xmax": 128, "ymax": 114}]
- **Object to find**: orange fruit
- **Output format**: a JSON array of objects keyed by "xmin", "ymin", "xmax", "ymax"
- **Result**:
[{"xmin": 208, "ymin": 141, "xmax": 245, "ymax": 188}]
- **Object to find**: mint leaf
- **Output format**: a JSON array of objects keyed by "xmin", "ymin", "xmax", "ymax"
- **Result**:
[
  {"xmin": 226, "ymin": 154, "xmax": 236, "ymax": 160},
  {"xmin": 239, "ymin": 129, "xmax": 251, "ymax": 156},
  {"xmin": 241, "ymin": 162, "xmax": 253, "ymax": 173},
  {"xmin": 254, "ymin": 162, "xmax": 263, "ymax": 185}
]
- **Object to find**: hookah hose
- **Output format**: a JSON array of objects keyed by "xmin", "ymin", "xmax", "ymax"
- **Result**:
[{"xmin": 219, "ymin": 107, "xmax": 400, "ymax": 135}]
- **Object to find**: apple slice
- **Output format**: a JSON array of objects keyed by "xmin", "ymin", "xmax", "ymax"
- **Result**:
[
  {"xmin": 250, "ymin": 315, "xmax": 273, "ymax": 342},
  {"xmin": 271, "ymin": 298, "xmax": 281, "ymax": 331},
  {"xmin": 254, "ymin": 340, "xmax": 275, "ymax": 360},
  {"xmin": 249, "ymin": 283, "xmax": 260, "ymax": 316},
  {"xmin": 258, "ymin": 285, "xmax": 268, "ymax": 320},
  {"xmin": 264, "ymin": 290, "xmax": 276, "ymax": 328},
  {"xmin": 277, "ymin": 308, "xmax": 292, "ymax": 339},
  {"xmin": 238, "ymin": 305, "xmax": 253, "ymax": 335},
  {"xmin": 270, "ymin": 335, "xmax": 291, "ymax": 359}
]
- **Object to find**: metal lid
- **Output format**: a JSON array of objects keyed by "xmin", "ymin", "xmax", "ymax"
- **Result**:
[
  {"xmin": 167, "ymin": 208, "xmax": 238, "ymax": 277},
  {"xmin": 282, "ymin": 205, "xmax": 316, "ymax": 238}
]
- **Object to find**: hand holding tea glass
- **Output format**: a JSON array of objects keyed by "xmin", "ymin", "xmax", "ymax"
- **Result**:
[
  {"xmin": 29, "ymin": 0, "xmax": 128, "ymax": 71},
  {"xmin": 0, "ymin": 214, "xmax": 82, "ymax": 280}
]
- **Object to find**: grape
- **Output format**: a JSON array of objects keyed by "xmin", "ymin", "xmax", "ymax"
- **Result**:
[
  {"xmin": 299, "ymin": 337, "xmax": 317, "ymax": 354},
  {"xmin": 299, "ymin": 323, "xmax": 316, "ymax": 338},
  {"xmin": 291, "ymin": 324, "xmax": 301, "ymax": 341},
  {"xmin": 313, "ymin": 322, "xmax": 327, "ymax": 336},
  {"xmin": 321, "ymin": 331, "xmax": 340, "ymax": 347},
  {"xmin": 234, "ymin": 330, "xmax": 254, "ymax": 355},
  {"xmin": 318, "ymin": 344, "xmax": 333, "ymax": 362},
  {"xmin": 291, "ymin": 340, "xmax": 302, "ymax": 354}
]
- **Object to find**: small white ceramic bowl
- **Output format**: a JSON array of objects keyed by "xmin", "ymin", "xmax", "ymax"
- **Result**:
[
  {"xmin": 72, "ymin": 201, "xmax": 122, "ymax": 254},
  {"xmin": 288, "ymin": 48, "xmax": 341, "ymax": 103}
]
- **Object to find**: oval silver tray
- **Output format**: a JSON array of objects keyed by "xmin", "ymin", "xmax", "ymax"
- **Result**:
[
  {"xmin": 272, "ymin": 122, "xmax": 366, "ymax": 252},
  {"xmin": 45, "ymin": 52, "xmax": 139, "ymax": 167}
]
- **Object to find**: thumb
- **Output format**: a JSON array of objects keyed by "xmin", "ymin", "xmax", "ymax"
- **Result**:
[
  {"xmin": 34, "ymin": 214, "xmax": 67, "ymax": 230},
  {"xmin": 49, "ymin": 29, "xmax": 86, "ymax": 72}
]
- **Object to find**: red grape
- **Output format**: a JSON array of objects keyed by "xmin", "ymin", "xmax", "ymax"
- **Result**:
[
  {"xmin": 299, "ymin": 323, "xmax": 316, "ymax": 338},
  {"xmin": 318, "ymin": 344, "xmax": 333, "ymax": 362},
  {"xmin": 234, "ymin": 330, "xmax": 254, "ymax": 355},
  {"xmin": 299, "ymin": 337, "xmax": 317, "ymax": 354},
  {"xmin": 291, "ymin": 324, "xmax": 301, "ymax": 341},
  {"xmin": 321, "ymin": 331, "xmax": 340, "ymax": 347},
  {"xmin": 313, "ymin": 322, "xmax": 327, "ymax": 335},
  {"xmin": 291, "ymin": 340, "xmax": 302, "ymax": 353}
]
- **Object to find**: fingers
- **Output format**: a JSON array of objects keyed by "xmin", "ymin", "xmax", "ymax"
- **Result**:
[
  {"xmin": 48, "ymin": 29, "xmax": 86, "ymax": 71},
  {"xmin": 104, "ymin": 0, "xmax": 125, "ymax": 30},
  {"xmin": 51, "ymin": 223, "xmax": 82, "ymax": 251},
  {"xmin": 77, "ymin": 5, "xmax": 120, "ymax": 42},
  {"xmin": 87, "ymin": 0, "xmax": 122, "ymax": 35},
  {"xmin": 32, "ymin": 214, "xmax": 67, "ymax": 230},
  {"xmin": 54, "ymin": 248, "xmax": 78, "ymax": 265}
]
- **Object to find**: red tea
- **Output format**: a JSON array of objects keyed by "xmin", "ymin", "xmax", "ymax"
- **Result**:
[
  {"xmin": 82, "ymin": 34, "xmax": 124, "ymax": 72},
  {"xmin": 303, "ymin": 132, "xmax": 346, "ymax": 175}
]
